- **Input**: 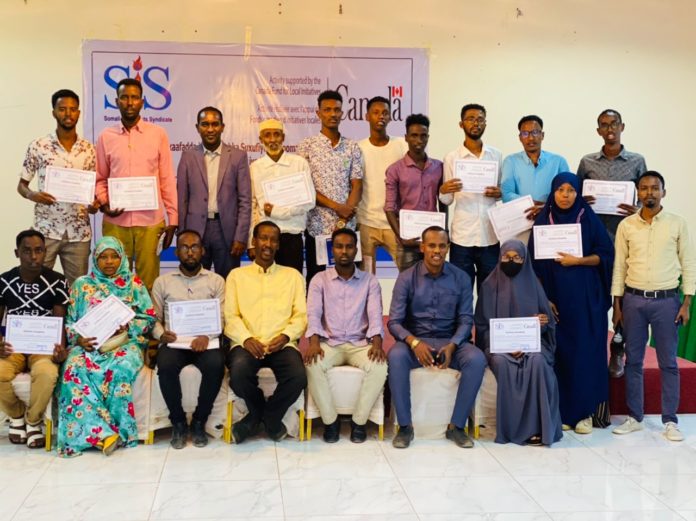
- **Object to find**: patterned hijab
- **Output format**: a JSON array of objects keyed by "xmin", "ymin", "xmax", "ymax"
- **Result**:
[{"xmin": 89, "ymin": 236, "xmax": 135, "ymax": 299}]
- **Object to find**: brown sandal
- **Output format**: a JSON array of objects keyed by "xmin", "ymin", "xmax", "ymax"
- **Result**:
[
  {"xmin": 26, "ymin": 422, "xmax": 45, "ymax": 449},
  {"xmin": 9, "ymin": 417, "xmax": 26, "ymax": 444}
]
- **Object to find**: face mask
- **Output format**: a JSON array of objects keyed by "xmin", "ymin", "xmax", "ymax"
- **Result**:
[{"xmin": 500, "ymin": 261, "xmax": 523, "ymax": 278}]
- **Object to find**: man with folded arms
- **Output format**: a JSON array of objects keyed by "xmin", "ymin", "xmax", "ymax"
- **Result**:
[
  {"xmin": 151, "ymin": 229, "xmax": 225, "ymax": 449},
  {"xmin": 611, "ymin": 171, "xmax": 695, "ymax": 442},
  {"xmin": 304, "ymin": 228, "xmax": 387, "ymax": 443},
  {"xmin": 388, "ymin": 226, "xmax": 486, "ymax": 448},
  {"xmin": 0, "ymin": 230, "xmax": 68, "ymax": 448},
  {"xmin": 224, "ymin": 221, "xmax": 307, "ymax": 443}
]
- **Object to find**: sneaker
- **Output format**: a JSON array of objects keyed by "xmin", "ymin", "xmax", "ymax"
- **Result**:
[
  {"xmin": 446, "ymin": 426, "xmax": 474, "ymax": 448},
  {"xmin": 322, "ymin": 418, "xmax": 340, "ymax": 443},
  {"xmin": 562, "ymin": 424, "xmax": 573, "ymax": 432},
  {"xmin": 232, "ymin": 415, "xmax": 261, "ymax": 444},
  {"xmin": 170, "ymin": 421, "xmax": 188, "ymax": 449},
  {"xmin": 612, "ymin": 417, "xmax": 644, "ymax": 435},
  {"xmin": 350, "ymin": 420, "xmax": 367, "ymax": 443},
  {"xmin": 664, "ymin": 422, "xmax": 684, "ymax": 442},
  {"xmin": 191, "ymin": 420, "xmax": 208, "ymax": 448},
  {"xmin": 574, "ymin": 417, "xmax": 593, "ymax": 435},
  {"xmin": 392, "ymin": 425, "xmax": 414, "ymax": 449}
]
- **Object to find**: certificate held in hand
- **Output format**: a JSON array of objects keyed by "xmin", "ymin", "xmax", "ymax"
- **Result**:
[
  {"xmin": 454, "ymin": 159, "xmax": 498, "ymax": 194},
  {"xmin": 262, "ymin": 172, "xmax": 313, "ymax": 208},
  {"xmin": 5, "ymin": 315, "xmax": 63, "ymax": 355},
  {"xmin": 487, "ymin": 195, "xmax": 534, "ymax": 242},
  {"xmin": 533, "ymin": 223, "xmax": 583, "ymax": 260},
  {"xmin": 582, "ymin": 179, "xmax": 636, "ymax": 216},
  {"xmin": 44, "ymin": 167, "xmax": 96, "ymax": 205},
  {"xmin": 74, "ymin": 295, "xmax": 136, "ymax": 347},
  {"xmin": 490, "ymin": 317, "xmax": 541, "ymax": 354},
  {"xmin": 167, "ymin": 299, "xmax": 222, "ymax": 350},
  {"xmin": 399, "ymin": 210, "xmax": 446, "ymax": 240},
  {"xmin": 108, "ymin": 177, "xmax": 159, "ymax": 211}
]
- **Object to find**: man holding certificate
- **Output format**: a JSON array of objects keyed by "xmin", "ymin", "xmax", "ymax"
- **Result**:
[
  {"xmin": 440, "ymin": 103, "xmax": 503, "ymax": 291},
  {"xmin": 96, "ymin": 78, "xmax": 178, "ymax": 292},
  {"xmin": 0, "ymin": 230, "xmax": 69, "ymax": 448},
  {"xmin": 248, "ymin": 118, "xmax": 314, "ymax": 273},
  {"xmin": 17, "ymin": 89, "xmax": 99, "ymax": 286},
  {"xmin": 384, "ymin": 114, "xmax": 444, "ymax": 271},
  {"xmin": 151, "ymin": 229, "xmax": 226, "ymax": 449},
  {"xmin": 387, "ymin": 226, "xmax": 486, "ymax": 449}
]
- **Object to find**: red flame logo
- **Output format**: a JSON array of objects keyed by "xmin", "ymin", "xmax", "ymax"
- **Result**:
[{"xmin": 133, "ymin": 56, "xmax": 143, "ymax": 71}]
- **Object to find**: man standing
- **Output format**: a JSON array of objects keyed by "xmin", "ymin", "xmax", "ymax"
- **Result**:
[
  {"xmin": 501, "ymin": 115, "xmax": 569, "ymax": 221},
  {"xmin": 248, "ymin": 119, "xmax": 314, "ymax": 273},
  {"xmin": 357, "ymin": 96, "xmax": 408, "ymax": 272},
  {"xmin": 384, "ymin": 114, "xmax": 444, "ymax": 271},
  {"xmin": 440, "ymin": 103, "xmax": 502, "ymax": 291},
  {"xmin": 0, "ymin": 230, "xmax": 68, "ymax": 448},
  {"xmin": 225, "ymin": 221, "xmax": 307, "ymax": 443},
  {"xmin": 178, "ymin": 106, "xmax": 251, "ymax": 279},
  {"xmin": 611, "ymin": 172, "xmax": 695, "ymax": 442},
  {"xmin": 298, "ymin": 90, "xmax": 363, "ymax": 285},
  {"xmin": 151, "ymin": 229, "xmax": 226, "ymax": 449},
  {"xmin": 18, "ymin": 89, "xmax": 99, "ymax": 287},
  {"xmin": 387, "ymin": 226, "xmax": 486, "ymax": 448},
  {"xmin": 304, "ymin": 228, "xmax": 387, "ymax": 443},
  {"xmin": 96, "ymin": 78, "xmax": 178, "ymax": 292}
]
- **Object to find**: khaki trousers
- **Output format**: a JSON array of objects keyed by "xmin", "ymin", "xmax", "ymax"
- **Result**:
[
  {"xmin": 306, "ymin": 341, "xmax": 387, "ymax": 425},
  {"xmin": 358, "ymin": 225, "xmax": 399, "ymax": 274},
  {"xmin": 44, "ymin": 234, "xmax": 90, "ymax": 288},
  {"xmin": 0, "ymin": 354, "xmax": 58, "ymax": 424}
]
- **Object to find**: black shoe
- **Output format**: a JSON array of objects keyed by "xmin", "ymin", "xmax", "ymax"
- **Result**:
[
  {"xmin": 232, "ymin": 415, "xmax": 261, "ymax": 444},
  {"xmin": 323, "ymin": 419, "xmax": 340, "ymax": 443},
  {"xmin": 191, "ymin": 419, "xmax": 208, "ymax": 448},
  {"xmin": 446, "ymin": 426, "xmax": 474, "ymax": 448},
  {"xmin": 267, "ymin": 422, "xmax": 288, "ymax": 442},
  {"xmin": 392, "ymin": 425, "xmax": 414, "ymax": 449},
  {"xmin": 350, "ymin": 420, "xmax": 366, "ymax": 443},
  {"xmin": 170, "ymin": 421, "xmax": 188, "ymax": 450},
  {"xmin": 609, "ymin": 345, "xmax": 625, "ymax": 378}
]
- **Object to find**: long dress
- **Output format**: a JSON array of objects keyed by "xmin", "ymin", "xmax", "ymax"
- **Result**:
[
  {"xmin": 528, "ymin": 172, "xmax": 614, "ymax": 427},
  {"xmin": 475, "ymin": 239, "xmax": 563, "ymax": 446},
  {"xmin": 57, "ymin": 237, "xmax": 155, "ymax": 457}
]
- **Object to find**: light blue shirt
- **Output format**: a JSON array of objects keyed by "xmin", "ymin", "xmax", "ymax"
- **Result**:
[{"xmin": 501, "ymin": 150, "xmax": 570, "ymax": 202}]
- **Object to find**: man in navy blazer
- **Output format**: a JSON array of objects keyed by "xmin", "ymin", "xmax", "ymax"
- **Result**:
[{"xmin": 177, "ymin": 106, "xmax": 252, "ymax": 279}]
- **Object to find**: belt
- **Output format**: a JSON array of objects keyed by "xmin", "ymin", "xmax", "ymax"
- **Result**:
[
  {"xmin": 625, "ymin": 286, "xmax": 679, "ymax": 299},
  {"xmin": 207, "ymin": 213, "xmax": 220, "ymax": 221}
]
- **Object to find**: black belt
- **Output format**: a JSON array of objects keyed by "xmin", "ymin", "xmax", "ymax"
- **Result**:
[
  {"xmin": 207, "ymin": 213, "xmax": 220, "ymax": 221},
  {"xmin": 625, "ymin": 286, "xmax": 679, "ymax": 299}
]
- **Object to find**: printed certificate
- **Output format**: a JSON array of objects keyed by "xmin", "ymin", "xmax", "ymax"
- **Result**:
[
  {"xmin": 454, "ymin": 160, "xmax": 498, "ymax": 194},
  {"xmin": 533, "ymin": 223, "xmax": 583, "ymax": 260},
  {"xmin": 167, "ymin": 299, "xmax": 222, "ymax": 337},
  {"xmin": 399, "ymin": 210, "xmax": 446, "ymax": 240},
  {"xmin": 108, "ymin": 177, "xmax": 158, "ymax": 211},
  {"xmin": 582, "ymin": 180, "xmax": 636, "ymax": 215},
  {"xmin": 487, "ymin": 195, "xmax": 534, "ymax": 241},
  {"xmin": 261, "ymin": 171, "xmax": 313, "ymax": 207},
  {"xmin": 44, "ymin": 166, "xmax": 96, "ymax": 205},
  {"xmin": 74, "ymin": 295, "xmax": 136, "ymax": 347},
  {"xmin": 5, "ymin": 315, "xmax": 63, "ymax": 355},
  {"xmin": 490, "ymin": 317, "xmax": 541, "ymax": 354}
]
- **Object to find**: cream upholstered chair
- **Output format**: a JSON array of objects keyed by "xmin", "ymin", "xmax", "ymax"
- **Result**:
[
  {"xmin": 132, "ymin": 366, "xmax": 154, "ymax": 443},
  {"xmin": 305, "ymin": 365, "xmax": 385, "ymax": 440},
  {"xmin": 0, "ymin": 373, "xmax": 54, "ymax": 451}
]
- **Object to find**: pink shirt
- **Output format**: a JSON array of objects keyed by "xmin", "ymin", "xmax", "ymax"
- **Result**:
[{"xmin": 96, "ymin": 120, "xmax": 178, "ymax": 227}]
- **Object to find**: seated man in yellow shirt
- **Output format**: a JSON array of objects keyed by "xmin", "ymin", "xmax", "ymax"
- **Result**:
[{"xmin": 224, "ymin": 221, "xmax": 307, "ymax": 443}]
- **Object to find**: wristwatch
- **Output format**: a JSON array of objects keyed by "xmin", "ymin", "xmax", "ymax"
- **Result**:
[{"xmin": 409, "ymin": 338, "xmax": 421, "ymax": 350}]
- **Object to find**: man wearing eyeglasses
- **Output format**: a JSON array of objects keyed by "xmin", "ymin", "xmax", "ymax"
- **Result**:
[{"xmin": 501, "ymin": 115, "xmax": 569, "ymax": 223}]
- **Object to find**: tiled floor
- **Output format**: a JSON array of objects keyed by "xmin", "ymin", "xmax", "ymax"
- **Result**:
[{"xmin": 3, "ymin": 414, "xmax": 696, "ymax": 521}]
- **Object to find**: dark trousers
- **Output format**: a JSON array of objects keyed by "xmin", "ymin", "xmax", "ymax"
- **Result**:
[
  {"xmin": 449, "ymin": 242, "xmax": 500, "ymax": 293},
  {"xmin": 304, "ymin": 231, "xmax": 326, "ymax": 287},
  {"xmin": 156, "ymin": 345, "xmax": 225, "ymax": 424},
  {"xmin": 227, "ymin": 346, "xmax": 307, "ymax": 431},
  {"xmin": 202, "ymin": 219, "xmax": 240, "ymax": 280},
  {"xmin": 276, "ymin": 233, "xmax": 304, "ymax": 274}
]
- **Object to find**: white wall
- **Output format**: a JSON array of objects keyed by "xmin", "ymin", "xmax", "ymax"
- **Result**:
[{"xmin": 1, "ymin": 0, "xmax": 694, "ymax": 271}]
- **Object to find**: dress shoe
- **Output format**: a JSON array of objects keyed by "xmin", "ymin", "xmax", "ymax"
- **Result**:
[
  {"xmin": 446, "ymin": 426, "xmax": 474, "ymax": 448},
  {"xmin": 350, "ymin": 420, "xmax": 366, "ymax": 443},
  {"xmin": 392, "ymin": 425, "xmax": 414, "ymax": 449},
  {"xmin": 268, "ymin": 422, "xmax": 288, "ymax": 442},
  {"xmin": 170, "ymin": 421, "xmax": 188, "ymax": 449},
  {"xmin": 232, "ymin": 415, "xmax": 261, "ymax": 444},
  {"xmin": 323, "ymin": 419, "xmax": 340, "ymax": 443},
  {"xmin": 191, "ymin": 419, "xmax": 208, "ymax": 447}
]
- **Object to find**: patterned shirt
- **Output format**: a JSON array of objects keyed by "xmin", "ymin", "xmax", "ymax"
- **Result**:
[
  {"xmin": 297, "ymin": 134, "xmax": 363, "ymax": 237},
  {"xmin": 20, "ymin": 133, "xmax": 96, "ymax": 241},
  {"xmin": 0, "ymin": 267, "xmax": 69, "ymax": 319}
]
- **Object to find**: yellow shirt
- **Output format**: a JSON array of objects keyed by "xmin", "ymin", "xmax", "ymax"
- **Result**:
[
  {"xmin": 224, "ymin": 262, "xmax": 307, "ymax": 347},
  {"xmin": 612, "ymin": 209, "xmax": 696, "ymax": 296}
]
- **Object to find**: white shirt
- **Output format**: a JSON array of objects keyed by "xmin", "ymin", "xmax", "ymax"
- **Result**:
[
  {"xmin": 204, "ymin": 145, "xmax": 221, "ymax": 216},
  {"xmin": 439, "ymin": 143, "xmax": 502, "ymax": 247},
  {"xmin": 357, "ymin": 137, "xmax": 408, "ymax": 229}
]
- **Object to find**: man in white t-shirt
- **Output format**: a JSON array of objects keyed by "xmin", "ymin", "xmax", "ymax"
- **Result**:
[{"xmin": 357, "ymin": 96, "xmax": 408, "ymax": 273}]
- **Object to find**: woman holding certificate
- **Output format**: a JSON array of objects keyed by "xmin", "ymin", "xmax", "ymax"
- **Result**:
[
  {"xmin": 56, "ymin": 237, "xmax": 156, "ymax": 457},
  {"xmin": 475, "ymin": 240, "xmax": 562, "ymax": 446},
  {"xmin": 529, "ymin": 172, "xmax": 614, "ymax": 434}
]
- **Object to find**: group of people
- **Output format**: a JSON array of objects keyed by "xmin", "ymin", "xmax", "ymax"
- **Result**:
[{"xmin": 1, "ymin": 78, "xmax": 693, "ymax": 457}]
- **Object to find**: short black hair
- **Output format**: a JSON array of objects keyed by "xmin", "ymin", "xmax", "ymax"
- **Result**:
[
  {"xmin": 518, "ymin": 115, "xmax": 543, "ymax": 130},
  {"xmin": 317, "ymin": 90, "xmax": 343, "ymax": 107},
  {"xmin": 16, "ymin": 229, "xmax": 45, "ymax": 249},
  {"xmin": 597, "ymin": 108, "xmax": 622, "ymax": 125},
  {"xmin": 421, "ymin": 225, "xmax": 449, "ymax": 243},
  {"xmin": 638, "ymin": 170, "xmax": 666, "ymax": 190},
  {"xmin": 406, "ymin": 113, "xmax": 430, "ymax": 131},
  {"xmin": 253, "ymin": 220, "xmax": 281, "ymax": 238},
  {"xmin": 51, "ymin": 89, "xmax": 79, "ymax": 108},
  {"xmin": 197, "ymin": 106, "xmax": 224, "ymax": 124},
  {"xmin": 460, "ymin": 103, "xmax": 486, "ymax": 120},
  {"xmin": 176, "ymin": 229, "xmax": 203, "ymax": 242},
  {"xmin": 116, "ymin": 78, "xmax": 143, "ymax": 96},
  {"xmin": 366, "ymin": 96, "xmax": 390, "ymax": 111},
  {"xmin": 331, "ymin": 227, "xmax": 358, "ymax": 245}
]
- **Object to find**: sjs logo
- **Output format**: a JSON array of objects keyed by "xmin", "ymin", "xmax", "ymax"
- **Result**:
[{"xmin": 103, "ymin": 56, "xmax": 172, "ymax": 110}]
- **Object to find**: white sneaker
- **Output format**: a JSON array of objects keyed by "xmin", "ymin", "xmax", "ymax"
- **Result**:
[
  {"xmin": 664, "ymin": 422, "xmax": 684, "ymax": 442},
  {"xmin": 612, "ymin": 417, "xmax": 644, "ymax": 435},
  {"xmin": 574, "ymin": 417, "xmax": 593, "ymax": 435}
]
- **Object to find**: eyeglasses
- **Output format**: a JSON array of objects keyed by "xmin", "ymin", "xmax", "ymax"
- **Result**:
[
  {"xmin": 463, "ymin": 117, "xmax": 486, "ymax": 124},
  {"xmin": 519, "ymin": 130, "xmax": 542, "ymax": 138},
  {"xmin": 178, "ymin": 245, "xmax": 202, "ymax": 253},
  {"xmin": 501, "ymin": 254, "xmax": 524, "ymax": 263},
  {"xmin": 598, "ymin": 122, "xmax": 621, "ymax": 131}
]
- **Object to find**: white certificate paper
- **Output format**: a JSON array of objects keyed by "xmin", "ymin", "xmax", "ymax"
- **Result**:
[
  {"xmin": 399, "ymin": 210, "xmax": 446, "ymax": 240},
  {"xmin": 108, "ymin": 177, "xmax": 158, "ymax": 211},
  {"xmin": 261, "ymin": 172, "xmax": 313, "ymax": 208},
  {"xmin": 533, "ymin": 223, "xmax": 583, "ymax": 260},
  {"xmin": 5, "ymin": 315, "xmax": 63, "ymax": 355},
  {"xmin": 315, "ymin": 235, "xmax": 363, "ymax": 266},
  {"xmin": 74, "ymin": 295, "xmax": 136, "ymax": 347},
  {"xmin": 487, "ymin": 195, "xmax": 535, "ymax": 241},
  {"xmin": 454, "ymin": 160, "xmax": 498, "ymax": 194},
  {"xmin": 582, "ymin": 180, "xmax": 636, "ymax": 215},
  {"xmin": 168, "ymin": 299, "xmax": 221, "ymax": 337},
  {"xmin": 44, "ymin": 166, "xmax": 96, "ymax": 205},
  {"xmin": 490, "ymin": 317, "xmax": 541, "ymax": 354}
]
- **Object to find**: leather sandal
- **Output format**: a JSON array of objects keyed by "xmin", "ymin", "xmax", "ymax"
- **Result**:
[
  {"xmin": 26, "ymin": 422, "xmax": 45, "ymax": 449},
  {"xmin": 9, "ymin": 417, "xmax": 27, "ymax": 444}
]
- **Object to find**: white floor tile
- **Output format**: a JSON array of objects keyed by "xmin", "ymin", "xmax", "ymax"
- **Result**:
[
  {"xmin": 418, "ymin": 514, "xmax": 553, "ymax": 521},
  {"xmin": 549, "ymin": 512, "xmax": 687, "ymax": 521},
  {"xmin": 0, "ymin": 478, "xmax": 37, "ymax": 521},
  {"xmin": 630, "ymin": 474, "xmax": 696, "ymax": 510}
]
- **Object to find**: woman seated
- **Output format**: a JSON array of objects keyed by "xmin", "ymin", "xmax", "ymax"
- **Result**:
[
  {"xmin": 57, "ymin": 237, "xmax": 155, "ymax": 457},
  {"xmin": 475, "ymin": 239, "xmax": 562, "ymax": 446}
]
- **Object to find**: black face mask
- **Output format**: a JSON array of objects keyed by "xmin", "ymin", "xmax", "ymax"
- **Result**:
[{"xmin": 500, "ymin": 261, "xmax": 523, "ymax": 278}]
